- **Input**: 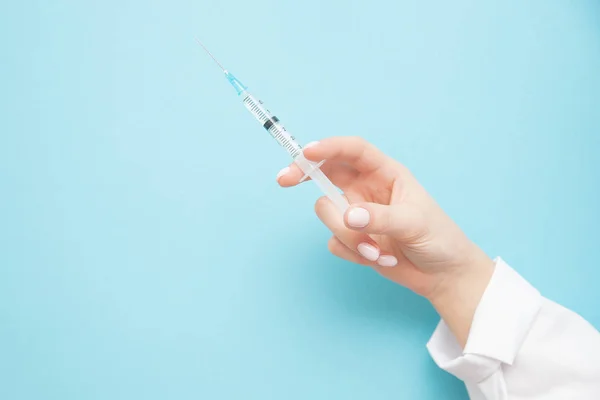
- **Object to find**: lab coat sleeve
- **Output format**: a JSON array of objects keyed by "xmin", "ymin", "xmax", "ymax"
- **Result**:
[{"xmin": 426, "ymin": 258, "xmax": 600, "ymax": 399}]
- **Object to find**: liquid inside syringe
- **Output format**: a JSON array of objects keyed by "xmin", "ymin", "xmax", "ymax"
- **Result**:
[{"xmin": 241, "ymin": 92, "xmax": 302, "ymax": 158}]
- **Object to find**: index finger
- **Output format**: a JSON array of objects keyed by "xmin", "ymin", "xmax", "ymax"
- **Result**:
[{"xmin": 302, "ymin": 136, "xmax": 390, "ymax": 173}]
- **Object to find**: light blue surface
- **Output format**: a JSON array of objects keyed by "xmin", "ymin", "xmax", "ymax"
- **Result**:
[{"xmin": 1, "ymin": 1, "xmax": 599, "ymax": 399}]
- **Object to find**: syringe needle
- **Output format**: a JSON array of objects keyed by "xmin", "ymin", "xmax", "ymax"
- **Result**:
[{"xmin": 196, "ymin": 38, "xmax": 226, "ymax": 72}]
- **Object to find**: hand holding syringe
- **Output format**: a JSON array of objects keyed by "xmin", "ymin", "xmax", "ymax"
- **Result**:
[{"xmin": 197, "ymin": 40, "xmax": 600, "ymax": 392}]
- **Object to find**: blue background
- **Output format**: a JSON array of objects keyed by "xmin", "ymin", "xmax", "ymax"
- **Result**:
[{"xmin": 1, "ymin": 1, "xmax": 599, "ymax": 399}]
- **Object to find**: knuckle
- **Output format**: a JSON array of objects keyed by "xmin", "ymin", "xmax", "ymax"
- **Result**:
[
  {"xmin": 314, "ymin": 196, "xmax": 329, "ymax": 214},
  {"xmin": 348, "ymin": 135, "xmax": 367, "ymax": 147},
  {"xmin": 327, "ymin": 237, "xmax": 338, "ymax": 253}
]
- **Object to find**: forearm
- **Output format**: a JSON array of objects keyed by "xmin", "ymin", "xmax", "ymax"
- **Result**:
[
  {"xmin": 426, "ymin": 257, "xmax": 600, "ymax": 399},
  {"xmin": 428, "ymin": 245, "xmax": 496, "ymax": 348}
]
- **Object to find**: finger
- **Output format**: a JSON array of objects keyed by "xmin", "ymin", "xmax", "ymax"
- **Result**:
[
  {"xmin": 302, "ymin": 137, "xmax": 391, "ymax": 173},
  {"xmin": 276, "ymin": 161, "xmax": 358, "ymax": 188},
  {"xmin": 328, "ymin": 236, "xmax": 398, "ymax": 268},
  {"xmin": 344, "ymin": 202, "xmax": 425, "ymax": 240},
  {"xmin": 327, "ymin": 236, "xmax": 372, "ymax": 266},
  {"xmin": 315, "ymin": 196, "xmax": 380, "ymax": 262}
]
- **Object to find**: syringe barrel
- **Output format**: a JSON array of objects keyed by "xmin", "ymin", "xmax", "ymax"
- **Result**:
[{"xmin": 241, "ymin": 92, "xmax": 302, "ymax": 158}]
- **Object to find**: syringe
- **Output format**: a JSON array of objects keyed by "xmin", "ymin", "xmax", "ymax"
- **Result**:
[{"xmin": 198, "ymin": 40, "xmax": 349, "ymax": 214}]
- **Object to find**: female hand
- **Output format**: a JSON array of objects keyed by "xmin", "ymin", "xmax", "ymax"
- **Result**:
[{"xmin": 277, "ymin": 137, "xmax": 495, "ymax": 345}]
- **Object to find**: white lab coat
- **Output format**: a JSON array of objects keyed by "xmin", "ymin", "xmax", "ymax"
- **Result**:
[{"xmin": 427, "ymin": 258, "xmax": 600, "ymax": 399}]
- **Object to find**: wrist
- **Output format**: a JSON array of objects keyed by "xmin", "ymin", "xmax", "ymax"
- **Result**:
[{"xmin": 427, "ymin": 245, "xmax": 496, "ymax": 347}]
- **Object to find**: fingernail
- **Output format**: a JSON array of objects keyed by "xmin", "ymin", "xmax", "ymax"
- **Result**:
[
  {"xmin": 347, "ymin": 207, "xmax": 370, "ymax": 228},
  {"xmin": 357, "ymin": 243, "xmax": 380, "ymax": 261},
  {"xmin": 277, "ymin": 167, "xmax": 290, "ymax": 180},
  {"xmin": 377, "ymin": 255, "xmax": 398, "ymax": 267},
  {"xmin": 303, "ymin": 141, "xmax": 320, "ymax": 149}
]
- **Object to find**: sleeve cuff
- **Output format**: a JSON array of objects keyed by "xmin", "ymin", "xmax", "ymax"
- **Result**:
[{"xmin": 426, "ymin": 257, "xmax": 543, "ymax": 383}]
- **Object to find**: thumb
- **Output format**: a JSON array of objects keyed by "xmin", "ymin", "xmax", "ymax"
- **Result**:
[{"xmin": 344, "ymin": 202, "xmax": 424, "ymax": 239}]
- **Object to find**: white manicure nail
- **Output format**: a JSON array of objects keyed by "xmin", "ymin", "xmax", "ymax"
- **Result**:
[
  {"xmin": 303, "ymin": 141, "xmax": 320, "ymax": 149},
  {"xmin": 377, "ymin": 255, "xmax": 398, "ymax": 267},
  {"xmin": 347, "ymin": 207, "xmax": 370, "ymax": 228},
  {"xmin": 276, "ymin": 167, "xmax": 290, "ymax": 180},
  {"xmin": 357, "ymin": 243, "xmax": 380, "ymax": 261}
]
